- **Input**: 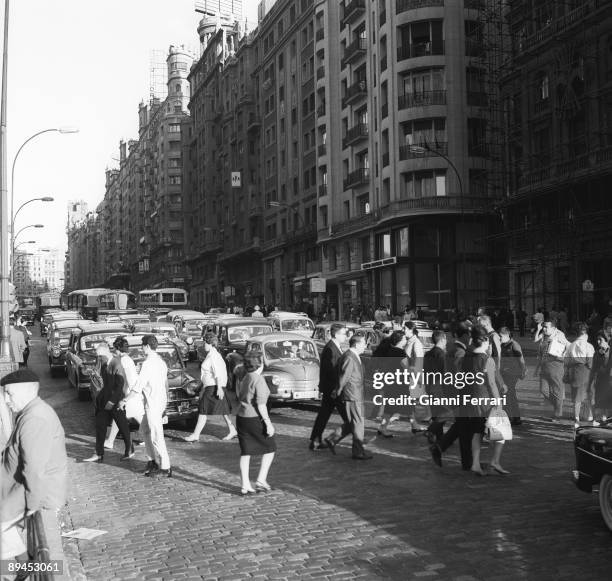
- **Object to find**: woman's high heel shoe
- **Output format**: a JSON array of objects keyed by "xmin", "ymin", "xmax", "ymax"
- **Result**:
[
  {"xmin": 255, "ymin": 481, "xmax": 272, "ymax": 492},
  {"xmin": 241, "ymin": 488, "xmax": 256, "ymax": 496}
]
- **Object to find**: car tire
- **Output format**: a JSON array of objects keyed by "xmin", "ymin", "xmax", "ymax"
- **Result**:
[{"xmin": 599, "ymin": 474, "xmax": 612, "ymax": 531}]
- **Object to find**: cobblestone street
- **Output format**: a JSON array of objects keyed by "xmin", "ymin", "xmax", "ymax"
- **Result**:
[{"xmin": 26, "ymin": 335, "xmax": 610, "ymax": 581}]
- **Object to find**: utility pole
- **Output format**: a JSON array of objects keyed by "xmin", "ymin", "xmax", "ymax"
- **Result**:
[{"xmin": 0, "ymin": 0, "xmax": 15, "ymax": 375}]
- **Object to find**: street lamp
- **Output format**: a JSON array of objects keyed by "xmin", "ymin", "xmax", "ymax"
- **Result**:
[
  {"xmin": 409, "ymin": 142, "xmax": 466, "ymax": 311},
  {"xmin": 11, "ymin": 224, "xmax": 44, "ymax": 281},
  {"xmin": 268, "ymin": 201, "xmax": 308, "ymax": 304},
  {"xmin": 13, "ymin": 240, "xmax": 36, "ymax": 252},
  {"xmin": 11, "ymin": 196, "xmax": 53, "ymax": 260}
]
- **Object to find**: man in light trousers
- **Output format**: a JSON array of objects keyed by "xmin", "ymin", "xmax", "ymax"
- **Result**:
[{"xmin": 121, "ymin": 334, "xmax": 171, "ymax": 477}]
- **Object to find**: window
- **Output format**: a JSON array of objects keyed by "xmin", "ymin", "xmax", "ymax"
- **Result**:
[
  {"xmin": 169, "ymin": 176, "xmax": 181, "ymax": 185},
  {"xmin": 538, "ymin": 73, "xmax": 549, "ymax": 101},
  {"xmin": 401, "ymin": 171, "xmax": 446, "ymax": 197},
  {"xmin": 402, "ymin": 118, "xmax": 446, "ymax": 147},
  {"xmin": 168, "ymin": 123, "xmax": 181, "ymax": 133},
  {"xmin": 396, "ymin": 227, "xmax": 409, "ymax": 257},
  {"xmin": 377, "ymin": 233, "xmax": 392, "ymax": 259},
  {"xmin": 329, "ymin": 245, "xmax": 337, "ymax": 270},
  {"xmin": 320, "ymin": 205, "xmax": 328, "ymax": 227}
]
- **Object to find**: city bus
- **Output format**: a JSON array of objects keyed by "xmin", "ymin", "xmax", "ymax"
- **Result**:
[
  {"xmin": 35, "ymin": 292, "xmax": 62, "ymax": 320},
  {"xmin": 66, "ymin": 288, "xmax": 137, "ymax": 321},
  {"xmin": 137, "ymin": 288, "xmax": 188, "ymax": 315}
]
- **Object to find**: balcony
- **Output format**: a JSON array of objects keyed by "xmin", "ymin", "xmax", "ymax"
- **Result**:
[
  {"xmin": 219, "ymin": 237, "xmax": 262, "ymax": 262},
  {"xmin": 342, "ymin": 0, "xmax": 366, "ymax": 25},
  {"xmin": 468, "ymin": 143, "xmax": 490, "ymax": 158},
  {"xmin": 316, "ymin": 28, "xmax": 324, "ymax": 41},
  {"xmin": 397, "ymin": 40, "xmax": 444, "ymax": 61},
  {"xmin": 399, "ymin": 142, "xmax": 448, "ymax": 160},
  {"xmin": 397, "ymin": 0, "xmax": 444, "ymax": 14},
  {"xmin": 379, "ymin": 196, "xmax": 491, "ymax": 219},
  {"xmin": 343, "ymin": 123, "xmax": 369, "ymax": 147},
  {"xmin": 330, "ymin": 211, "xmax": 378, "ymax": 236},
  {"xmin": 317, "ymin": 65, "xmax": 325, "ymax": 80},
  {"xmin": 398, "ymin": 90, "xmax": 446, "ymax": 110},
  {"xmin": 317, "ymin": 103, "xmax": 326, "ymax": 117},
  {"xmin": 343, "ymin": 167, "xmax": 370, "ymax": 189},
  {"xmin": 534, "ymin": 98, "xmax": 551, "ymax": 114},
  {"xmin": 318, "ymin": 144, "xmax": 327, "ymax": 157},
  {"xmin": 247, "ymin": 115, "xmax": 261, "ymax": 133},
  {"xmin": 342, "ymin": 80, "xmax": 368, "ymax": 108},
  {"xmin": 467, "ymin": 91, "xmax": 488, "ymax": 107},
  {"xmin": 342, "ymin": 37, "xmax": 367, "ymax": 66}
]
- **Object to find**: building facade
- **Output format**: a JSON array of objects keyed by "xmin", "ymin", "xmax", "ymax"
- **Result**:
[
  {"xmin": 499, "ymin": 0, "xmax": 612, "ymax": 321},
  {"xmin": 14, "ymin": 248, "xmax": 64, "ymax": 301}
]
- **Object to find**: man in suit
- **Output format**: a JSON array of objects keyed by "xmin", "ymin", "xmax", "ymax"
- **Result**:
[
  {"xmin": 1, "ymin": 369, "xmax": 67, "ymax": 563},
  {"xmin": 325, "ymin": 334, "xmax": 372, "ymax": 460},
  {"xmin": 83, "ymin": 342, "xmax": 133, "ymax": 463},
  {"xmin": 309, "ymin": 323, "xmax": 349, "ymax": 449}
]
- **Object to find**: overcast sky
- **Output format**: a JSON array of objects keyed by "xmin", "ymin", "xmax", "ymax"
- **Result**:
[{"xmin": 3, "ymin": 0, "xmax": 258, "ymax": 254}]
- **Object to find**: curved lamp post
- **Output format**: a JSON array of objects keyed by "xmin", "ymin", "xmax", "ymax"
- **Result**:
[
  {"xmin": 11, "ymin": 224, "xmax": 43, "ymax": 281},
  {"xmin": 11, "ymin": 196, "xmax": 53, "ymax": 260}
]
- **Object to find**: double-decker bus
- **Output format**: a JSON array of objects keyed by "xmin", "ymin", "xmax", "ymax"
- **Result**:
[
  {"xmin": 137, "ymin": 288, "xmax": 188, "ymax": 315},
  {"xmin": 66, "ymin": 288, "xmax": 137, "ymax": 321}
]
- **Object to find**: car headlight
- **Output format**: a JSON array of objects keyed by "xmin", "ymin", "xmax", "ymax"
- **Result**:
[
  {"xmin": 186, "ymin": 337, "xmax": 194, "ymax": 345},
  {"xmin": 270, "ymin": 375, "xmax": 281, "ymax": 386}
]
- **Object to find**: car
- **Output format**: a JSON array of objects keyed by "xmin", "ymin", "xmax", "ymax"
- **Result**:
[
  {"xmin": 164, "ymin": 309, "xmax": 207, "ymax": 323},
  {"xmin": 267, "ymin": 312, "xmax": 315, "ymax": 337},
  {"xmin": 132, "ymin": 321, "xmax": 190, "ymax": 363},
  {"xmin": 41, "ymin": 310, "xmax": 83, "ymax": 336},
  {"xmin": 65, "ymin": 323, "xmax": 131, "ymax": 400},
  {"xmin": 18, "ymin": 308, "xmax": 36, "ymax": 326},
  {"xmin": 120, "ymin": 313, "xmax": 152, "ymax": 327},
  {"xmin": 573, "ymin": 419, "xmax": 612, "ymax": 531},
  {"xmin": 233, "ymin": 333, "xmax": 320, "ymax": 402},
  {"xmin": 201, "ymin": 317, "xmax": 274, "ymax": 363},
  {"xmin": 89, "ymin": 335, "xmax": 203, "ymax": 423},
  {"xmin": 47, "ymin": 319, "xmax": 93, "ymax": 376},
  {"xmin": 174, "ymin": 316, "xmax": 208, "ymax": 360},
  {"xmin": 311, "ymin": 322, "xmax": 362, "ymax": 354}
]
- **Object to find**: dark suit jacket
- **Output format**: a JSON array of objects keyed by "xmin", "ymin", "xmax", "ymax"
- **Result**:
[
  {"xmin": 1, "ymin": 397, "xmax": 67, "ymax": 521},
  {"xmin": 336, "ymin": 349, "xmax": 364, "ymax": 402},
  {"xmin": 319, "ymin": 340, "xmax": 343, "ymax": 396},
  {"xmin": 97, "ymin": 357, "xmax": 127, "ymax": 409}
]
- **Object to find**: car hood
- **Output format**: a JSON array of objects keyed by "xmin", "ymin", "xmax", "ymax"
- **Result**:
[
  {"xmin": 266, "ymin": 359, "xmax": 319, "ymax": 380},
  {"xmin": 576, "ymin": 425, "xmax": 612, "ymax": 446},
  {"xmin": 167, "ymin": 368, "xmax": 193, "ymax": 388}
]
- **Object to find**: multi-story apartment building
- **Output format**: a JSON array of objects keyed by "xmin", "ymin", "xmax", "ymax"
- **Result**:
[
  {"xmin": 499, "ymin": 0, "xmax": 612, "ymax": 320},
  {"xmin": 184, "ymin": 6, "xmax": 263, "ymax": 309},
  {"xmin": 14, "ymin": 248, "xmax": 64, "ymax": 300}
]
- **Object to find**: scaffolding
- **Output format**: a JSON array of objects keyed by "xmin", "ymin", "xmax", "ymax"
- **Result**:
[{"xmin": 149, "ymin": 49, "xmax": 168, "ymax": 103}]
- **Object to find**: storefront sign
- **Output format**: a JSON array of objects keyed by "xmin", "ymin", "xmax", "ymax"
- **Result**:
[
  {"xmin": 231, "ymin": 172, "xmax": 241, "ymax": 188},
  {"xmin": 582, "ymin": 279, "xmax": 594, "ymax": 292},
  {"xmin": 310, "ymin": 278, "xmax": 326, "ymax": 293},
  {"xmin": 361, "ymin": 257, "xmax": 397, "ymax": 270}
]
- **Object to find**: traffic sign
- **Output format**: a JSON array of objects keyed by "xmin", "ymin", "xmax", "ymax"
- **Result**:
[{"xmin": 231, "ymin": 172, "xmax": 241, "ymax": 188}]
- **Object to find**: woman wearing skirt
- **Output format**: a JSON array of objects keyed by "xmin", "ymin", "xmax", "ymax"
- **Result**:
[
  {"xmin": 184, "ymin": 332, "xmax": 237, "ymax": 441},
  {"xmin": 236, "ymin": 352, "xmax": 277, "ymax": 495}
]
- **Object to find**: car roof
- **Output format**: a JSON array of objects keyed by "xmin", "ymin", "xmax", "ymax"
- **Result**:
[
  {"xmin": 51, "ymin": 319, "xmax": 92, "ymax": 330},
  {"xmin": 248, "ymin": 332, "xmax": 316, "ymax": 344},
  {"xmin": 315, "ymin": 321, "xmax": 360, "ymax": 329},
  {"xmin": 219, "ymin": 317, "xmax": 274, "ymax": 326},
  {"xmin": 268, "ymin": 311, "xmax": 310, "ymax": 319},
  {"xmin": 78, "ymin": 324, "xmax": 131, "ymax": 335},
  {"xmin": 168, "ymin": 310, "xmax": 205, "ymax": 318}
]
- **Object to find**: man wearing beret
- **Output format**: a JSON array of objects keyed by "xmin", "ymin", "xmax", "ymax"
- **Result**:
[{"xmin": 1, "ymin": 369, "xmax": 67, "ymax": 563}]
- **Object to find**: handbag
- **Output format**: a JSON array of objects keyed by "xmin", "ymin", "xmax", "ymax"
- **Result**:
[{"xmin": 485, "ymin": 409, "xmax": 513, "ymax": 441}]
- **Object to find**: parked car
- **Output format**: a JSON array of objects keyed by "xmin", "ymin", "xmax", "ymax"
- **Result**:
[
  {"xmin": 233, "ymin": 333, "xmax": 320, "ymax": 402},
  {"xmin": 311, "ymin": 322, "xmax": 361, "ymax": 354},
  {"xmin": 267, "ymin": 312, "xmax": 315, "ymax": 337},
  {"xmin": 203, "ymin": 317, "xmax": 274, "ymax": 364},
  {"xmin": 47, "ymin": 319, "xmax": 93, "ymax": 376},
  {"xmin": 132, "ymin": 322, "xmax": 190, "ymax": 363},
  {"xmin": 65, "ymin": 323, "xmax": 131, "ymax": 400},
  {"xmin": 41, "ymin": 310, "xmax": 83, "ymax": 336},
  {"xmin": 573, "ymin": 419, "xmax": 612, "ymax": 531},
  {"xmin": 18, "ymin": 308, "xmax": 36, "ymax": 326},
  {"xmin": 89, "ymin": 335, "xmax": 202, "ymax": 422}
]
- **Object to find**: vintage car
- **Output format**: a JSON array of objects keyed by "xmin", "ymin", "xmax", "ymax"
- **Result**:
[
  {"xmin": 89, "ymin": 335, "xmax": 202, "ymax": 422},
  {"xmin": 267, "ymin": 312, "xmax": 315, "ymax": 337},
  {"xmin": 132, "ymin": 322, "xmax": 190, "ymax": 363},
  {"xmin": 18, "ymin": 308, "xmax": 36, "ymax": 326},
  {"xmin": 65, "ymin": 323, "xmax": 131, "ymax": 400},
  {"xmin": 40, "ymin": 310, "xmax": 81, "ymax": 336},
  {"xmin": 232, "ymin": 333, "xmax": 320, "ymax": 402},
  {"xmin": 311, "ymin": 322, "xmax": 361, "ymax": 354},
  {"xmin": 120, "ymin": 313, "xmax": 152, "ymax": 327},
  {"xmin": 165, "ymin": 309, "xmax": 206, "ymax": 323},
  {"xmin": 573, "ymin": 419, "xmax": 612, "ymax": 531},
  {"xmin": 47, "ymin": 319, "xmax": 93, "ymax": 376},
  {"xmin": 202, "ymin": 317, "xmax": 274, "ymax": 363},
  {"xmin": 174, "ymin": 316, "xmax": 208, "ymax": 360}
]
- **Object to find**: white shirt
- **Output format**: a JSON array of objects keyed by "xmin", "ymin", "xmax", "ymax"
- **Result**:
[
  {"xmin": 201, "ymin": 347, "xmax": 228, "ymax": 387},
  {"xmin": 119, "ymin": 353, "xmax": 139, "ymax": 392},
  {"xmin": 252, "ymin": 310, "xmax": 264, "ymax": 318},
  {"xmin": 567, "ymin": 336, "xmax": 595, "ymax": 362},
  {"xmin": 135, "ymin": 351, "xmax": 168, "ymax": 411}
]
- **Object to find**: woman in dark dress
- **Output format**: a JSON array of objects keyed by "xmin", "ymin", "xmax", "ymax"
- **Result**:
[
  {"xmin": 462, "ymin": 325, "xmax": 508, "ymax": 476},
  {"xmin": 589, "ymin": 332, "xmax": 612, "ymax": 425},
  {"xmin": 236, "ymin": 353, "xmax": 277, "ymax": 495}
]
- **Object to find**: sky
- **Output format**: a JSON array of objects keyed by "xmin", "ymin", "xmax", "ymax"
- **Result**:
[{"xmin": 3, "ymin": 0, "xmax": 258, "ymax": 255}]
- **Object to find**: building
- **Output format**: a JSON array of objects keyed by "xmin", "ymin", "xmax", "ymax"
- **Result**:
[
  {"xmin": 498, "ymin": 0, "xmax": 612, "ymax": 320},
  {"xmin": 14, "ymin": 247, "xmax": 64, "ymax": 301}
]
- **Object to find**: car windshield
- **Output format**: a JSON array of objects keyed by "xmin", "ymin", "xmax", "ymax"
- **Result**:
[
  {"xmin": 228, "ymin": 326, "xmax": 272, "ymax": 342},
  {"xmin": 80, "ymin": 333, "xmax": 124, "ymax": 352},
  {"xmin": 155, "ymin": 327, "xmax": 177, "ymax": 339},
  {"xmin": 182, "ymin": 321, "xmax": 202, "ymax": 335},
  {"xmin": 57, "ymin": 329, "xmax": 73, "ymax": 339},
  {"xmin": 128, "ymin": 346, "xmax": 182, "ymax": 369},
  {"xmin": 264, "ymin": 339, "xmax": 318, "ymax": 361},
  {"xmin": 281, "ymin": 319, "xmax": 315, "ymax": 332}
]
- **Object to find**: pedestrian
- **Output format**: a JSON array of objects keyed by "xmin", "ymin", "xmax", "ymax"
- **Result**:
[
  {"xmin": 252, "ymin": 305, "xmax": 264, "ymax": 318},
  {"xmin": 8, "ymin": 317, "xmax": 26, "ymax": 368},
  {"xmin": 184, "ymin": 332, "xmax": 237, "ymax": 442},
  {"xmin": 83, "ymin": 342, "xmax": 133, "ymax": 463},
  {"xmin": 235, "ymin": 352, "xmax": 276, "ymax": 494},
  {"xmin": 105, "ymin": 336, "xmax": 144, "ymax": 450},
  {"xmin": 589, "ymin": 332, "xmax": 612, "ymax": 425},
  {"xmin": 309, "ymin": 323, "xmax": 349, "ymax": 449},
  {"xmin": 429, "ymin": 319, "xmax": 473, "ymax": 469},
  {"xmin": 404, "ymin": 321, "xmax": 429, "ymax": 433},
  {"xmin": 324, "ymin": 334, "xmax": 372, "ymax": 459},
  {"xmin": 122, "ymin": 335, "xmax": 172, "ymax": 477},
  {"xmin": 534, "ymin": 317, "xmax": 570, "ymax": 420},
  {"xmin": 424, "ymin": 330, "xmax": 451, "ymax": 442},
  {"xmin": 566, "ymin": 322, "xmax": 595, "ymax": 427},
  {"xmin": 477, "ymin": 315, "xmax": 501, "ymax": 369},
  {"xmin": 14, "ymin": 317, "xmax": 32, "ymax": 367},
  {"xmin": 375, "ymin": 330, "xmax": 408, "ymax": 437},
  {"xmin": 517, "ymin": 308, "xmax": 527, "ymax": 337},
  {"xmin": 1, "ymin": 369, "xmax": 67, "ymax": 564},
  {"xmin": 499, "ymin": 326, "xmax": 526, "ymax": 426},
  {"xmin": 374, "ymin": 305, "xmax": 388, "ymax": 323},
  {"xmin": 462, "ymin": 325, "xmax": 509, "ymax": 476}
]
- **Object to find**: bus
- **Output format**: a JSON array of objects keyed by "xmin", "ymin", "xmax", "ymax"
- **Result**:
[
  {"xmin": 35, "ymin": 292, "xmax": 62, "ymax": 319},
  {"xmin": 66, "ymin": 288, "xmax": 137, "ymax": 321},
  {"xmin": 137, "ymin": 288, "xmax": 188, "ymax": 315}
]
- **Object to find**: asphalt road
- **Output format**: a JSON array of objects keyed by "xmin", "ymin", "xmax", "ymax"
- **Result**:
[{"xmin": 24, "ymin": 329, "xmax": 611, "ymax": 581}]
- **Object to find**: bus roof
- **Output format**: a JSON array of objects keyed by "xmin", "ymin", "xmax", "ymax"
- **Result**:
[
  {"xmin": 68, "ymin": 288, "xmax": 135, "ymax": 297},
  {"xmin": 139, "ymin": 288, "xmax": 186, "ymax": 294}
]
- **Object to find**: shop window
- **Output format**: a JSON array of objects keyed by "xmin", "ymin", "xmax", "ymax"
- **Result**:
[{"xmin": 396, "ymin": 227, "xmax": 409, "ymax": 257}]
